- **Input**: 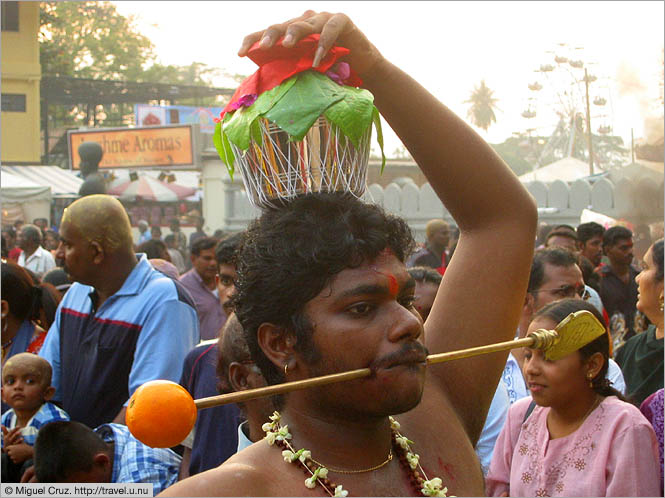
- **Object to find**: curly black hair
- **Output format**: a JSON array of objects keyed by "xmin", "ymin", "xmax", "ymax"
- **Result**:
[{"xmin": 234, "ymin": 192, "xmax": 415, "ymax": 386}]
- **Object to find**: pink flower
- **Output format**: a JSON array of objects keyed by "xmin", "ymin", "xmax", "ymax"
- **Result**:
[
  {"xmin": 230, "ymin": 93, "xmax": 258, "ymax": 110},
  {"xmin": 326, "ymin": 62, "xmax": 351, "ymax": 85}
]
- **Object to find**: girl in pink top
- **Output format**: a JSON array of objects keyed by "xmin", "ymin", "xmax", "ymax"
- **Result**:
[{"xmin": 487, "ymin": 298, "xmax": 660, "ymax": 497}]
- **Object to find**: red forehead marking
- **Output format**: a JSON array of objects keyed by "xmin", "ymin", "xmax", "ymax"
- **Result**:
[{"xmin": 370, "ymin": 266, "xmax": 399, "ymax": 297}]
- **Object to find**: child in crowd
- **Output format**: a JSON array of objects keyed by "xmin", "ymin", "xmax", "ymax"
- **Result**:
[
  {"xmin": 487, "ymin": 299, "xmax": 660, "ymax": 496},
  {"xmin": 1, "ymin": 353, "xmax": 69, "ymax": 482},
  {"xmin": 33, "ymin": 421, "xmax": 181, "ymax": 493}
]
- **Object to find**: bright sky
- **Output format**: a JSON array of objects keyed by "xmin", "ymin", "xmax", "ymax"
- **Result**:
[{"xmin": 113, "ymin": 1, "xmax": 664, "ymax": 156}]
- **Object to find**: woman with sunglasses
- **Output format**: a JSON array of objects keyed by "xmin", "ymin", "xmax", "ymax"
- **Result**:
[{"xmin": 487, "ymin": 298, "xmax": 660, "ymax": 496}]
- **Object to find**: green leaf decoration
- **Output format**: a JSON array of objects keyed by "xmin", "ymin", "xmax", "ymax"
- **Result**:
[
  {"xmin": 214, "ymin": 116, "xmax": 237, "ymax": 178},
  {"xmin": 263, "ymin": 71, "xmax": 345, "ymax": 141},
  {"xmin": 250, "ymin": 118, "xmax": 262, "ymax": 146},
  {"xmin": 223, "ymin": 76, "xmax": 297, "ymax": 151},
  {"xmin": 218, "ymin": 70, "xmax": 389, "ymax": 179},
  {"xmin": 323, "ymin": 86, "xmax": 374, "ymax": 149},
  {"xmin": 372, "ymin": 107, "xmax": 386, "ymax": 173}
]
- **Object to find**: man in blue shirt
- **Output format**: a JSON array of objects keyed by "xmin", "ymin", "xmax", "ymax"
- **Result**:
[
  {"xmin": 40, "ymin": 195, "xmax": 199, "ymax": 429},
  {"xmin": 178, "ymin": 232, "xmax": 246, "ymax": 478}
]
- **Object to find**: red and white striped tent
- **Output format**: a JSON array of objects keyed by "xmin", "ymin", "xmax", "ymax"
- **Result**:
[{"xmin": 107, "ymin": 174, "xmax": 196, "ymax": 202}]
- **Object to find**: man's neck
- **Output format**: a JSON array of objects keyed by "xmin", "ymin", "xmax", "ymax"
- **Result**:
[
  {"xmin": 22, "ymin": 245, "xmax": 37, "ymax": 259},
  {"xmin": 93, "ymin": 256, "xmax": 138, "ymax": 308},
  {"xmin": 608, "ymin": 261, "xmax": 631, "ymax": 284},
  {"xmin": 196, "ymin": 271, "xmax": 216, "ymax": 290},
  {"xmin": 427, "ymin": 242, "xmax": 445, "ymax": 258},
  {"xmin": 609, "ymin": 261, "xmax": 629, "ymax": 275},
  {"xmin": 14, "ymin": 404, "xmax": 42, "ymax": 428},
  {"xmin": 280, "ymin": 404, "xmax": 393, "ymax": 472},
  {"xmin": 105, "ymin": 443, "xmax": 115, "ymax": 480}
]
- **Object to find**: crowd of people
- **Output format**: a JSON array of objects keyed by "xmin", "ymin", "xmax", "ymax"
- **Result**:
[{"xmin": 1, "ymin": 10, "xmax": 663, "ymax": 497}]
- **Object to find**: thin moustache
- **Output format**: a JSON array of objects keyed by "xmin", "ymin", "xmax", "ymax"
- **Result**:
[{"xmin": 369, "ymin": 343, "xmax": 429, "ymax": 374}]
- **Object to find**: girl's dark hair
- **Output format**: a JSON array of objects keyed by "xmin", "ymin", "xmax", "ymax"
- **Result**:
[
  {"xmin": 652, "ymin": 238, "xmax": 663, "ymax": 281},
  {"xmin": 234, "ymin": 193, "xmax": 415, "ymax": 386},
  {"xmin": 1, "ymin": 262, "xmax": 61, "ymax": 327},
  {"xmin": 137, "ymin": 239, "xmax": 168, "ymax": 260},
  {"xmin": 534, "ymin": 298, "xmax": 626, "ymax": 401},
  {"xmin": 39, "ymin": 282, "xmax": 63, "ymax": 330},
  {"xmin": 407, "ymin": 266, "xmax": 442, "ymax": 286}
]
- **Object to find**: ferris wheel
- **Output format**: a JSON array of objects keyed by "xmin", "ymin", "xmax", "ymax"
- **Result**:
[{"xmin": 519, "ymin": 43, "xmax": 625, "ymax": 170}]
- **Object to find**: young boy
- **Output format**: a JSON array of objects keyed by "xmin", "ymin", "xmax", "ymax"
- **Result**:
[
  {"xmin": 33, "ymin": 421, "xmax": 181, "ymax": 493},
  {"xmin": 1, "ymin": 353, "xmax": 69, "ymax": 482}
]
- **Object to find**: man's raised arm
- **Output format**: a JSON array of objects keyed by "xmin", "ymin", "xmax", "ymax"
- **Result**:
[{"xmin": 243, "ymin": 11, "xmax": 537, "ymax": 441}]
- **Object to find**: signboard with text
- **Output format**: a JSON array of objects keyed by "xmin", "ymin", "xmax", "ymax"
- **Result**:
[
  {"xmin": 68, "ymin": 125, "xmax": 195, "ymax": 169},
  {"xmin": 135, "ymin": 104, "xmax": 222, "ymax": 134}
]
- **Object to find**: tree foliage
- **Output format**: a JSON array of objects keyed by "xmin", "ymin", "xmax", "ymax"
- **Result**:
[
  {"xmin": 39, "ymin": 1, "xmax": 228, "ymax": 86},
  {"xmin": 465, "ymin": 80, "xmax": 499, "ymax": 132},
  {"xmin": 39, "ymin": 1, "xmax": 155, "ymax": 80}
]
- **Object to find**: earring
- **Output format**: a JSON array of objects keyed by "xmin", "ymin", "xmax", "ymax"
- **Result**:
[
  {"xmin": 659, "ymin": 295, "xmax": 664, "ymax": 312},
  {"xmin": 587, "ymin": 374, "xmax": 594, "ymax": 388},
  {"xmin": 284, "ymin": 364, "xmax": 288, "ymax": 376}
]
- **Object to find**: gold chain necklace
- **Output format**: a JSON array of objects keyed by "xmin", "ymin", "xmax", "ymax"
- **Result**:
[
  {"xmin": 309, "ymin": 447, "xmax": 393, "ymax": 474},
  {"xmin": 580, "ymin": 395, "xmax": 602, "ymax": 424},
  {"xmin": 263, "ymin": 411, "xmax": 450, "ymax": 497}
]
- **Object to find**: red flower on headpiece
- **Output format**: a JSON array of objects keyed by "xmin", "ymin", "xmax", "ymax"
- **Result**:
[{"xmin": 218, "ymin": 34, "xmax": 362, "ymax": 120}]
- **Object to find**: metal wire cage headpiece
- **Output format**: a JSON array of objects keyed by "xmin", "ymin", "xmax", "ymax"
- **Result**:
[{"xmin": 232, "ymin": 116, "xmax": 371, "ymax": 210}]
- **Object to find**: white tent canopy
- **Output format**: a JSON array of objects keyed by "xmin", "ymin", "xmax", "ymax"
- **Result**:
[
  {"xmin": 519, "ymin": 157, "xmax": 594, "ymax": 183},
  {"xmin": 1, "ymin": 170, "xmax": 52, "ymax": 224},
  {"xmin": 2, "ymin": 165, "xmax": 83, "ymax": 198}
]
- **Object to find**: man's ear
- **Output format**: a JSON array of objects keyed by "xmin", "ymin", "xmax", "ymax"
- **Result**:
[
  {"xmin": 92, "ymin": 452, "xmax": 112, "ymax": 481},
  {"xmin": 42, "ymin": 386, "xmax": 56, "ymax": 402},
  {"xmin": 523, "ymin": 292, "xmax": 536, "ymax": 316},
  {"xmin": 228, "ymin": 362, "xmax": 249, "ymax": 392},
  {"xmin": 90, "ymin": 241, "xmax": 104, "ymax": 265},
  {"xmin": 257, "ymin": 322, "xmax": 296, "ymax": 373}
]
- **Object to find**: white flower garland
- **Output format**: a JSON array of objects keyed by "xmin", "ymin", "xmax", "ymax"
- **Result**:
[{"xmin": 263, "ymin": 411, "xmax": 450, "ymax": 497}]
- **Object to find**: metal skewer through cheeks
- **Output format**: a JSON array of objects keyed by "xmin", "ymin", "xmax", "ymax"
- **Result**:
[
  {"xmin": 194, "ymin": 310, "xmax": 604, "ymax": 410},
  {"xmin": 126, "ymin": 311, "xmax": 606, "ymax": 447}
]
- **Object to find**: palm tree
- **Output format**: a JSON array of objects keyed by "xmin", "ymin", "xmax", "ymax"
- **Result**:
[{"xmin": 465, "ymin": 80, "xmax": 499, "ymax": 132}]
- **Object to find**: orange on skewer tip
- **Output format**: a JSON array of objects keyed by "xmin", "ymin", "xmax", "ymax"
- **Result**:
[{"xmin": 126, "ymin": 380, "xmax": 197, "ymax": 448}]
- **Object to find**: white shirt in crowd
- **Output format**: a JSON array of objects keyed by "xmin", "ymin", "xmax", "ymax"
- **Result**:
[{"xmin": 18, "ymin": 246, "xmax": 56, "ymax": 277}]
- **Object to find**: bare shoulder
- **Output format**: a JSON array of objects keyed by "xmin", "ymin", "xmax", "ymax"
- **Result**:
[{"xmin": 159, "ymin": 446, "xmax": 272, "ymax": 497}]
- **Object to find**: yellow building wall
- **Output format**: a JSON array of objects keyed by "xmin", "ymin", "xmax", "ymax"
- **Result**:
[{"xmin": 1, "ymin": 2, "xmax": 41, "ymax": 164}]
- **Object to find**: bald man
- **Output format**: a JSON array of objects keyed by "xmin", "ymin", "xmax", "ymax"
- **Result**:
[
  {"xmin": 406, "ymin": 218, "xmax": 450, "ymax": 274},
  {"xmin": 39, "ymin": 195, "xmax": 199, "ymax": 428}
]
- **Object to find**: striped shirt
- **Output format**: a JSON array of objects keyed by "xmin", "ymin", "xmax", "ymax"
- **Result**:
[
  {"xmin": 95, "ymin": 424, "xmax": 181, "ymax": 494},
  {"xmin": 1, "ymin": 402, "xmax": 70, "ymax": 448}
]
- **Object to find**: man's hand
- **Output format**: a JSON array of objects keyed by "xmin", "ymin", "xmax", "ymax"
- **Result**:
[
  {"xmin": 6, "ymin": 442, "xmax": 33, "ymax": 464},
  {"xmin": 238, "ymin": 10, "xmax": 383, "ymax": 77},
  {"xmin": 2, "ymin": 426, "xmax": 24, "ymax": 447},
  {"xmin": 20, "ymin": 465, "xmax": 37, "ymax": 483}
]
